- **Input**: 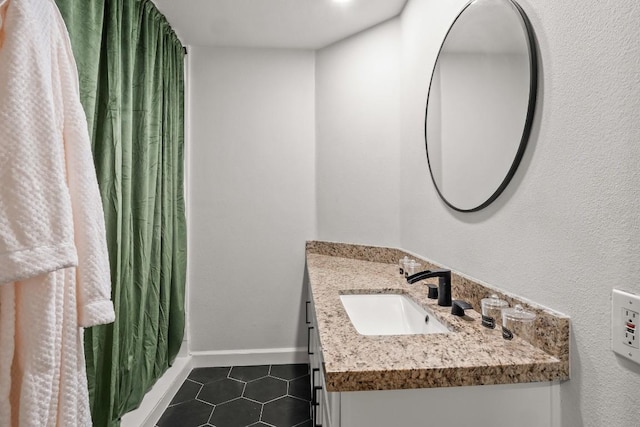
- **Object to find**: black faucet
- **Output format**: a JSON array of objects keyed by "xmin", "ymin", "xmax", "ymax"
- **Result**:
[{"xmin": 406, "ymin": 269, "xmax": 452, "ymax": 307}]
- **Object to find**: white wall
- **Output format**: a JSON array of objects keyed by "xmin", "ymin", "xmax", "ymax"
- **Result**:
[
  {"xmin": 188, "ymin": 46, "xmax": 316, "ymax": 353},
  {"xmin": 318, "ymin": 0, "xmax": 640, "ymax": 425},
  {"xmin": 315, "ymin": 19, "xmax": 402, "ymax": 247}
]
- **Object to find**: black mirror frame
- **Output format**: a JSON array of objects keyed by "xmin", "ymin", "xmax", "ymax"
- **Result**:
[{"xmin": 424, "ymin": 0, "xmax": 538, "ymax": 212}]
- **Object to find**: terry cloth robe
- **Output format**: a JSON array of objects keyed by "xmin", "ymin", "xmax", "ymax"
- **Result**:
[{"xmin": 0, "ymin": 0, "xmax": 116, "ymax": 425}]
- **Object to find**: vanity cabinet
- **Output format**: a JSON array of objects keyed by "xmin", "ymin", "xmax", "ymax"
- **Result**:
[
  {"xmin": 332, "ymin": 383, "xmax": 559, "ymax": 427},
  {"xmin": 306, "ymin": 295, "xmax": 340, "ymax": 427},
  {"xmin": 305, "ymin": 292, "xmax": 560, "ymax": 427},
  {"xmin": 304, "ymin": 242, "xmax": 569, "ymax": 427},
  {"xmin": 306, "ymin": 295, "xmax": 560, "ymax": 427}
]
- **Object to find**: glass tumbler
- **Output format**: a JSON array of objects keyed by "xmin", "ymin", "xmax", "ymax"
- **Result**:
[
  {"xmin": 501, "ymin": 304, "xmax": 536, "ymax": 343},
  {"xmin": 480, "ymin": 294, "xmax": 509, "ymax": 329}
]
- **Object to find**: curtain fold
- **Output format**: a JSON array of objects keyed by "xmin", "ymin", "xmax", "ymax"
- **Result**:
[{"xmin": 54, "ymin": 1, "xmax": 186, "ymax": 425}]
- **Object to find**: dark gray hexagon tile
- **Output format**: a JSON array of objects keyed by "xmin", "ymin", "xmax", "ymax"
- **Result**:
[
  {"xmin": 169, "ymin": 379, "xmax": 202, "ymax": 406},
  {"xmin": 270, "ymin": 364, "xmax": 309, "ymax": 380},
  {"xmin": 188, "ymin": 366, "xmax": 231, "ymax": 384},
  {"xmin": 288, "ymin": 375, "xmax": 311, "ymax": 401},
  {"xmin": 157, "ymin": 399, "xmax": 213, "ymax": 427},
  {"xmin": 198, "ymin": 378, "xmax": 245, "ymax": 405},
  {"xmin": 209, "ymin": 397, "xmax": 261, "ymax": 426},
  {"xmin": 160, "ymin": 364, "xmax": 312, "ymax": 427},
  {"xmin": 244, "ymin": 376, "xmax": 288, "ymax": 403},
  {"xmin": 229, "ymin": 365, "xmax": 270, "ymax": 382},
  {"xmin": 262, "ymin": 396, "xmax": 311, "ymax": 427}
]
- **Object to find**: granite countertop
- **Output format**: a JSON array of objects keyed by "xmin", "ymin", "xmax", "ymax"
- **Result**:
[{"xmin": 305, "ymin": 241, "xmax": 570, "ymax": 392}]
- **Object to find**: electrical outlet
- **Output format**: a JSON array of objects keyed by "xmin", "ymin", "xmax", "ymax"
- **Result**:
[
  {"xmin": 623, "ymin": 308, "xmax": 639, "ymax": 349},
  {"xmin": 612, "ymin": 289, "xmax": 640, "ymax": 363}
]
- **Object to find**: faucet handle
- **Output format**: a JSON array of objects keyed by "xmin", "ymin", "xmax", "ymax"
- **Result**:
[
  {"xmin": 427, "ymin": 284, "xmax": 438, "ymax": 299},
  {"xmin": 451, "ymin": 300, "xmax": 473, "ymax": 316}
]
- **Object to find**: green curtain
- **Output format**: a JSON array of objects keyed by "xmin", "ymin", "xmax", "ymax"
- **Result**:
[{"xmin": 55, "ymin": 1, "xmax": 187, "ymax": 426}]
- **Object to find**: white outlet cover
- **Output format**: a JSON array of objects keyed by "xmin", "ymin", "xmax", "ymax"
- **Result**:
[{"xmin": 612, "ymin": 289, "xmax": 640, "ymax": 364}]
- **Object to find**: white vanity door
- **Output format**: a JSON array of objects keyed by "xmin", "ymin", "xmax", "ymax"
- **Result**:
[{"xmin": 339, "ymin": 381, "xmax": 560, "ymax": 427}]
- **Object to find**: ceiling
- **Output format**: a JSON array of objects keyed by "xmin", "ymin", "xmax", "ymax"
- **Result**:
[{"xmin": 152, "ymin": 0, "xmax": 408, "ymax": 49}]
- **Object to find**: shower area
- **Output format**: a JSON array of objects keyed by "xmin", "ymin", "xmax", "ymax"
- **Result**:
[{"xmin": 57, "ymin": 1, "xmax": 188, "ymax": 425}]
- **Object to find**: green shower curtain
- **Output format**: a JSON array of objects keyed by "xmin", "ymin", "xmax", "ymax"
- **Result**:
[{"xmin": 54, "ymin": 1, "xmax": 187, "ymax": 425}]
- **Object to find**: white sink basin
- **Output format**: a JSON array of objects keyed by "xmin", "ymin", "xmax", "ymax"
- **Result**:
[{"xmin": 339, "ymin": 293, "xmax": 450, "ymax": 336}]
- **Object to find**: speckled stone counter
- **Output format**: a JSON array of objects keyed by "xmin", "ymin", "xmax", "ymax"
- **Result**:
[{"xmin": 305, "ymin": 241, "xmax": 570, "ymax": 392}]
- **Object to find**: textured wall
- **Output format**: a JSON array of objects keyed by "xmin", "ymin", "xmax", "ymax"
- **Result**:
[
  {"xmin": 399, "ymin": 0, "xmax": 640, "ymax": 425},
  {"xmin": 315, "ymin": 19, "xmax": 402, "ymax": 247},
  {"xmin": 188, "ymin": 47, "xmax": 316, "ymax": 352}
]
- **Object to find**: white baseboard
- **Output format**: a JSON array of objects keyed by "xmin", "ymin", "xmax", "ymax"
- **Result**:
[
  {"xmin": 119, "ymin": 347, "xmax": 308, "ymax": 427},
  {"xmin": 190, "ymin": 347, "xmax": 308, "ymax": 368}
]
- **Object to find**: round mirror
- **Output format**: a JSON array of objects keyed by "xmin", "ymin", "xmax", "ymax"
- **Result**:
[{"xmin": 425, "ymin": 0, "xmax": 537, "ymax": 212}]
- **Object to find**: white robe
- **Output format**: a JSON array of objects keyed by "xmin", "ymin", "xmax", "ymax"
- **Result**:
[{"xmin": 0, "ymin": 0, "xmax": 116, "ymax": 425}]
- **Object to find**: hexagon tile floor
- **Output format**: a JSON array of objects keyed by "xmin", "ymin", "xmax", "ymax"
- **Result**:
[{"xmin": 156, "ymin": 364, "xmax": 312, "ymax": 427}]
